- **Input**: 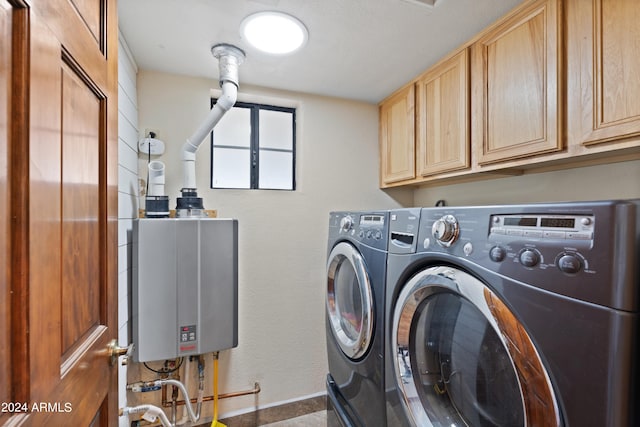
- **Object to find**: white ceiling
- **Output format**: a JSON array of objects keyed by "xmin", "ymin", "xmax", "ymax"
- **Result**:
[{"xmin": 118, "ymin": 0, "xmax": 524, "ymax": 104}]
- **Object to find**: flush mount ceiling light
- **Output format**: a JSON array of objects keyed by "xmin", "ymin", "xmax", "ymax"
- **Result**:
[{"xmin": 240, "ymin": 11, "xmax": 308, "ymax": 55}]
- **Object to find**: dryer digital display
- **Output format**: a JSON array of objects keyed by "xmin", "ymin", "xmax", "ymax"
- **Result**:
[
  {"xmin": 504, "ymin": 217, "xmax": 537, "ymax": 227},
  {"xmin": 540, "ymin": 217, "xmax": 576, "ymax": 228}
]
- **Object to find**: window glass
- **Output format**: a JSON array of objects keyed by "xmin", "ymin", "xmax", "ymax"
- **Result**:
[
  {"xmin": 214, "ymin": 107, "xmax": 251, "ymax": 147},
  {"xmin": 259, "ymin": 150, "xmax": 293, "ymax": 190},
  {"xmin": 211, "ymin": 101, "xmax": 295, "ymax": 190},
  {"xmin": 259, "ymin": 109, "xmax": 293, "ymax": 150},
  {"xmin": 211, "ymin": 147, "xmax": 251, "ymax": 189}
]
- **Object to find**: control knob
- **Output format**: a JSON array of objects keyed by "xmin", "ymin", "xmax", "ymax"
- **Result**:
[
  {"xmin": 557, "ymin": 252, "xmax": 582, "ymax": 275},
  {"xmin": 519, "ymin": 249, "xmax": 540, "ymax": 268},
  {"xmin": 340, "ymin": 216, "xmax": 353, "ymax": 232},
  {"xmin": 431, "ymin": 214, "xmax": 459, "ymax": 247}
]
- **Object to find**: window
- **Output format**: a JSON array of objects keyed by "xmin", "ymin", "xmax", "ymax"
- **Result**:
[{"xmin": 210, "ymin": 100, "xmax": 296, "ymax": 190}]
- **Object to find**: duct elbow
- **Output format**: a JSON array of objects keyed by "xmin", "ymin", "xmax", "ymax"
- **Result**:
[{"xmin": 217, "ymin": 81, "xmax": 238, "ymax": 111}]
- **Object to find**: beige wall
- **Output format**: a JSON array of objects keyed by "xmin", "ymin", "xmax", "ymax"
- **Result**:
[
  {"xmin": 136, "ymin": 70, "xmax": 410, "ymax": 417},
  {"xmin": 413, "ymin": 160, "xmax": 640, "ymax": 206}
]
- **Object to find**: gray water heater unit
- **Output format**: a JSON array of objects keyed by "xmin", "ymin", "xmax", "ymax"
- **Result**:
[{"xmin": 132, "ymin": 218, "xmax": 238, "ymax": 362}]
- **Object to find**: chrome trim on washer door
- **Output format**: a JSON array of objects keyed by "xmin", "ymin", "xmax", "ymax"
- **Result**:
[
  {"xmin": 326, "ymin": 242, "xmax": 374, "ymax": 360},
  {"xmin": 392, "ymin": 265, "xmax": 561, "ymax": 427}
]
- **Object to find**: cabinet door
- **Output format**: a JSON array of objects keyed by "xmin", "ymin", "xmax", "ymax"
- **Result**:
[
  {"xmin": 380, "ymin": 85, "xmax": 415, "ymax": 185},
  {"xmin": 574, "ymin": 0, "xmax": 640, "ymax": 145},
  {"xmin": 416, "ymin": 49, "xmax": 470, "ymax": 176},
  {"xmin": 472, "ymin": 0, "xmax": 562, "ymax": 165}
]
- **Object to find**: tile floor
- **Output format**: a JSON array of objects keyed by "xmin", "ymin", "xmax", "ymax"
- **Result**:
[
  {"xmin": 260, "ymin": 410, "xmax": 326, "ymax": 427},
  {"xmin": 213, "ymin": 395, "xmax": 327, "ymax": 427}
]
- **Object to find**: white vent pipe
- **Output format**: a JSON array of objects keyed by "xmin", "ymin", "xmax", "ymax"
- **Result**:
[
  {"xmin": 181, "ymin": 44, "xmax": 245, "ymax": 192},
  {"xmin": 148, "ymin": 160, "xmax": 166, "ymax": 197}
]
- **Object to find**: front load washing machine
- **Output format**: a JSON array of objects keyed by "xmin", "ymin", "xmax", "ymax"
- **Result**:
[
  {"xmin": 385, "ymin": 200, "xmax": 639, "ymax": 427},
  {"xmin": 326, "ymin": 211, "xmax": 388, "ymax": 427}
]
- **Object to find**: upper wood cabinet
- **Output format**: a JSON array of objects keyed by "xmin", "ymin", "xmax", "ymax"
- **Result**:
[
  {"xmin": 471, "ymin": 0, "xmax": 563, "ymax": 165},
  {"xmin": 570, "ymin": 0, "xmax": 640, "ymax": 146},
  {"xmin": 380, "ymin": 84, "xmax": 415, "ymax": 185},
  {"xmin": 379, "ymin": 0, "xmax": 640, "ymax": 189},
  {"xmin": 416, "ymin": 49, "xmax": 470, "ymax": 176}
]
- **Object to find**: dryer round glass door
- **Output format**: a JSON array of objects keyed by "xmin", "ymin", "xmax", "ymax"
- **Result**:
[
  {"xmin": 326, "ymin": 242, "xmax": 374, "ymax": 360},
  {"xmin": 392, "ymin": 266, "xmax": 561, "ymax": 427}
]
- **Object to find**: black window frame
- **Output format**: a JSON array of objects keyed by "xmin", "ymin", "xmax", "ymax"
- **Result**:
[{"xmin": 209, "ymin": 98, "xmax": 296, "ymax": 190}]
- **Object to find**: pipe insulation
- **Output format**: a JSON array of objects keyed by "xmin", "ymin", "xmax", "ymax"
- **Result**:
[
  {"xmin": 148, "ymin": 161, "xmax": 166, "ymax": 197},
  {"xmin": 181, "ymin": 44, "xmax": 245, "ymax": 192}
]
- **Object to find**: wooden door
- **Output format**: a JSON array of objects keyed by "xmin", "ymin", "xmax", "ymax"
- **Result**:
[
  {"xmin": 471, "ymin": 0, "xmax": 563, "ymax": 165},
  {"xmin": 416, "ymin": 49, "xmax": 470, "ymax": 176},
  {"xmin": 0, "ymin": 2, "xmax": 10, "ymax": 422},
  {"xmin": 573, "ymin": 0, "xmax": 640, "ymax": 145},
  {"xmin": 2, "ymin": 0, "xmax": 119, "ymax": 426},
  {"xmin": 379, "ymin": 85, "xmax": 416, "ymax": 186}
]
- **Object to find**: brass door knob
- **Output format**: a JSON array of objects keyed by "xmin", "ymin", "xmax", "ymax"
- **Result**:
[{"xmin": 107, "ymin": 339, "xmax": 134, "ymax": 366}]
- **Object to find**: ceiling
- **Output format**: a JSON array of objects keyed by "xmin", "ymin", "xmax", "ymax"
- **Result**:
[{"xmin": 118, "ymin": 0, "xmax": 524, "ymax": 104}]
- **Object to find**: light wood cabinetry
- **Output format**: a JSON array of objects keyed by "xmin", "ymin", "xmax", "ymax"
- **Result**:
[
  {"xmin": 416, "ymin": 49, "xmax": 470, "ymax": 176},
  {"xmin": 569, "ymin": 0, "xmax": 640, "ymax": 146},
  {"xmin": 471, "ymin": 0, "xmax": 562, "ymax": 165},
  {"xmin": 379, "ymin": 0, "xmax": 640, "ymax": 189},
  {"xmin": 379, "ymin": 85, "xmax": 415, "ymax": 185},
  {"xmin": 379, "ymin": 49, "xmax": 470, "ymax": 187}
]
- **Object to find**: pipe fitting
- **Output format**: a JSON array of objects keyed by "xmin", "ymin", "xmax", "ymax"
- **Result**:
[
  {"xmin": 147, "ymin": 161, "xmax": 166, "ymax": 197},
  {"xmin": 212, "ymin": 43, "xmax": 246, "ymax": 87},
  {"xmin": 120, "ymin": 405, "xmax": 172, "ymax": 427}
]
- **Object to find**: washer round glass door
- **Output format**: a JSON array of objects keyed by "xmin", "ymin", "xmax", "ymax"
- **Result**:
[
  {"xmin": 392, "ymin": 265, "xmax": 561, "ymax": 427},
  {"xmin": 326, "ymin": 241, "xmax": 374, "ymax": 360}
]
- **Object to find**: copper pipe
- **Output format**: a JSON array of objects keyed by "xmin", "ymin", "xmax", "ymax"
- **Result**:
[{"xmin": 161, "ymin": 382, "xmax": 261, "ymax": 408}]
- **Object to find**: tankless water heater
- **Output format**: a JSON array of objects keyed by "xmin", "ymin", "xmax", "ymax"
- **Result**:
[{"xmin": 132, "ymin": 218, "xmax": 238, "ymax": 362}]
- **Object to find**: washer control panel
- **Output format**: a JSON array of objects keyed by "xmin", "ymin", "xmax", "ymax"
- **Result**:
[
  {"xmin": 487, "ymin": 213, "xmax": 595, "ymax": 274},
  {"xmin": 331, "ymin": 211, "xmax": 389, "ymax": 251},
  {"xmin": 407, "ymin": 200, "xmax": 639, "ymax": 311}
]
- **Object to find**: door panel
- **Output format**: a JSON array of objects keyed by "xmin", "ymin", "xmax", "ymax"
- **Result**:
[
  {"xmin": 380, "ymin": 85, "xmax": 416, "ymax": 185},
  {"xmin": 61, "ymin": 60, "xmax": 103, "ymax": 358},
  {"xmin": 416, "ymin": 49, "xmax": 470, "ymax": 176},
  {"xmin": 70, "ymin": 0, "xmax": 103, "ymax": 45},
  {"xmin": 472, "ymin": 0, "xmax": 562, "ymax": 165},
  {"xmin": 577, "ymin": 0, "xmax": 640, "ymax": 145}
]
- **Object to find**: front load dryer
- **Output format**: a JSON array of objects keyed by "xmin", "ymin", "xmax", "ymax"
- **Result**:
[
  {"xmin": 326, "ymin": 211, "xmax": 389, "ymax": 427},
  {"xmin": 385, "ymin": 200, "xmax": 639, "ymax": 427}
]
